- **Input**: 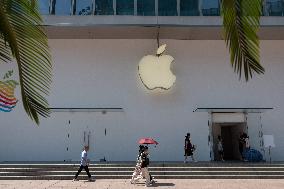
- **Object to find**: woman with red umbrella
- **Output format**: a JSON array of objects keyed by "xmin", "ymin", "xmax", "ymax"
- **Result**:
[{"xmin": 130, "ymin": 138, "xmax": 157, "ymax": 186}]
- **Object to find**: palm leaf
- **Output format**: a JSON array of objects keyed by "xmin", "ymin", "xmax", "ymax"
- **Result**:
[
  {"xmin": 0, "ymin": 37, "xmax": 11, "ymax": 63},
  {"xmin": 0, "ymin": 0, "xmax": 52, "ymax": 124},
  {"xmin": 222, "ymin": 0, "xmax": 264, "ymax": 81}
]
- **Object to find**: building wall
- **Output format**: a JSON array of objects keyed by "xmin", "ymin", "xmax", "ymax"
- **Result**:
[{"xmin": 0, "ymin": 39, "xmax": 283, "ymax": 162}]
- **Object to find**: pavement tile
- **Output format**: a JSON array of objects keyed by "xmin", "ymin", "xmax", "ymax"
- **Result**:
[{"xmin": 0, "ymin": 179, "xmax": 284, "ymax": 189}]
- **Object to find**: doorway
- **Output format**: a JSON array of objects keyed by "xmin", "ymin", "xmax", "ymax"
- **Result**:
[{"xmin": 212, "ymin": 123, "xmax": 245, "ymax": 161}]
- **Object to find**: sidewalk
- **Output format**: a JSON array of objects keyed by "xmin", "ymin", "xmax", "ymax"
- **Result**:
[{"xmin": 0, "ymin": 179, "xmax": 283, "ymax": 189}]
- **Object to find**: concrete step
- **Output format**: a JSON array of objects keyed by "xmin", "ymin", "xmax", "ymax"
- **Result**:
[
  {"xmin": 1, "ymin": 170, "xmax": 284, "ymax": 176},
  {"xmin": 1, "ymin": 162, "xmax": 284, "ymax": 179},
  {"xmin": 1, "ymin": 175, "xmax": 284, "ymax": 180},
  {"xmin": 1, "ymin": 162, "xmax": 284, "ymax": 168},
  {"xmin": 2, "ymin": 167, "xmax": 284, "ymax": 172}
]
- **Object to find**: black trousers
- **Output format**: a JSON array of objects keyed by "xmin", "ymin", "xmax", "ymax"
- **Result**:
[{"xmin": 74, "ymin": 165, "xmax": 91, "ymax": 179}]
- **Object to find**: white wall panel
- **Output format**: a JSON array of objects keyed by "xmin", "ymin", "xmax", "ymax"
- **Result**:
[{"xmin": 0, "ymin": 40, "xmax": 284, "ymax": 161}]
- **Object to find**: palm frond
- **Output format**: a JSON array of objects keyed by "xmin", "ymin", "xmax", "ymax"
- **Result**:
[
  {"xmin": 0, "ymin": 0, "xmax": 52, "ymax": 124},
  {"xmin": 0, "ymin": 37, "xmax": 11, "ymax": 63},
  {"xmin": 222, "ymin": 0, "xmax": 264, "ymax": 81},
  {"xmin": 0, "ymin": 2, "xmax": 15, "ymax": 63}
]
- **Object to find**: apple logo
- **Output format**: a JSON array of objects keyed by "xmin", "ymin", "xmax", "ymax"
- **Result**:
[
  {"xmin": 138, "ymin": 44, "xmax": 176, "ymax": 90},
  {"xmin": 0, "ymin": 70, "xmax": 18, "ymax": 112}
]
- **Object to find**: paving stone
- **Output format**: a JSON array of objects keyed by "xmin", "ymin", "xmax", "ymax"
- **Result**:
[{"xmin": 0, "ymin": 179, "xmax": 284, "ymax": 189}]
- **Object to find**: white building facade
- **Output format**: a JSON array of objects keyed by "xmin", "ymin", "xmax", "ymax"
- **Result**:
[{"xmin": 0, "ymin": 0, "xmax": 284, "ymax": 162}]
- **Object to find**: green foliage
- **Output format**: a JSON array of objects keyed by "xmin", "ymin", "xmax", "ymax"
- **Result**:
[
  {"xmin": 0, "ymin": 0, "xmax": 52, "ymax": 124},
  {"xmin": 222, "ymin": 0, "xmax": 264, "ymax": 81}
]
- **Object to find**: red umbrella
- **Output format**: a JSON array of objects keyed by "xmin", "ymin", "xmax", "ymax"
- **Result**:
[{"xmin": 138, "ymin": 138, "xmax": 158, "ymax": 145}]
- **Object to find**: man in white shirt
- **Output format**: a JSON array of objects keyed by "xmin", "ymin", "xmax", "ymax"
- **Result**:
[{"xmin": 73, "ymin": 146, "xmax": 94, "ymax": 181}]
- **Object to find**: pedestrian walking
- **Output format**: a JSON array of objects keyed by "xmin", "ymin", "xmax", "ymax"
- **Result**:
[
  {"xmin": 184, "ymin": 133, "xmax": 197, "ymax": 163},
  {"xmin": 140, "ymin": 146, "xmax": 151, "ymax": 187},
  {"xmin": 130, "ymin": 145, "xmax": 155, "ymax": 185},
  {"xmin": 130, "ymin": 145, "xmax": 144, "ymax": 183},
  {"xmin": 73, "ymin": 146, "xmax": 94, "ymax": 181}
]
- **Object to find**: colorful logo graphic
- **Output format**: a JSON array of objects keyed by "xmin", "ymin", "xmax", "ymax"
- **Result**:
[{"xmin": 0, "ymin": 70, "xmax": 18, "ymax": 112}]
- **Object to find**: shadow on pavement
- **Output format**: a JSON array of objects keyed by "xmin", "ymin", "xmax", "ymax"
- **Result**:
[
  {"xmin": 134, "ymin": 182, "xmax": 175, "ymax": 187},
  {"xmin": 152, "ymin": 182, "xmax": 175, "ymax": 187},
  {"xmin": 83, "ymin": 180, "xmax": 96, "ymax": 183}
]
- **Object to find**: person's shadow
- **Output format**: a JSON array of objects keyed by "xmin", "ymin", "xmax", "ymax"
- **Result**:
[
  {"xmin": 135, "ymin": 182, "xmax": 175, "ymax": 187},
  {"xmin": 152, "ymin": 182, "xmax": 175, "ymax": 187}
]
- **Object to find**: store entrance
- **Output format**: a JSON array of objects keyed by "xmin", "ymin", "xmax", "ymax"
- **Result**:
[
  {"xmin": 193, "ymin": 109, "xmax": 271, "ymax": 162},
  {"xmin": 212, "ymin": 123, "xmax": 245, "ymax": 161}
]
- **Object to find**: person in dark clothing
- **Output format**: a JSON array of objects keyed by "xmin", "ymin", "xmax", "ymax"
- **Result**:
[
  {"xmin": 139, "ymin": 145, "xmax": 144, "ymax": 154},
  {"xmin": 140, "ymin": 146, "xmax": 151, "ymax": 187},
  {"xmin": 239, "ymin": 132, "xmax": 246, "ymax": 160},
  {"xmin": 139, "ymin": 146, "xmax": 154, "ymax": 182},
  {"xmin": 242, "ymin": 133, "xmax": 250, "ymax": 162},
  {"xmin": 184, "ymin": 133, "xmax": 197, "ymax": 163}
]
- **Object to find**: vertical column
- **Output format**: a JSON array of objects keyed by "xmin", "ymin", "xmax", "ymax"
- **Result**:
[
  {"xmin": 208, "ymin": 113, "xmax": 214, "ymax": 161},
  {"xmin": 245, "ymin": 113, "xmax": 248, "ymax": 134},
  {"xmin": 217, "ymin": 0, "xmax": 221, "ymax": 15},
  {"xmin": 113, "ymin": 0, "xmax": 117, "ymax": 15},
  {"xmin": 262, "ymin": 0, "xmax": 267, "ymax": 16},
  {"xmin": 50, "ymin": 0, "xmax": 55, "ymax": 14},
  {"xmin": 199, "ymin": 0, "xmax": 203, "ymax": 16},
  {"xmin": 71, "ymin": 0, "xmax": 76, "ymax": 15},
  {"xmin": 92, "ymin": 0, "xmax": 96, "ymax": 15},
  {"xmin": 65, "ymin": 119, "xmax": 71, "ymax": 162},
  {"xmin": 47, "ymin": 0, "xmax": 50, "ymax": 14},
  {"xmin": 155, "ymin": 0, "xmax": 158, "ymax": 16},
  {"xmin": 134, "ymin": 0, "xmax": 137, "ymax": 15},
  {"xmin": 177, "ymin": 0, "xmax": 180, "ymax": 16},
  {"xmin": 259, "ymin": 114, "xmax": 265, "ymax": 159}
]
